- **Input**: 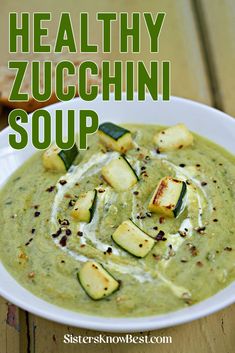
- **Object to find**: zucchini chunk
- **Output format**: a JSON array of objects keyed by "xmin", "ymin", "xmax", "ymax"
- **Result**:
[
  {"xmin": 98, "ymin": 122, "xmax": 133, "ymax": 153},
  {"xmin": 101, "ymin": 156, "xmax": 138, "ymax": 191},
  {"xmin": 78, "ymin": 261, "xmax": 120, "ymax": 300},
  {"xmin": 112, "ymin": 220, "xmax": 155, "ymax": 258},
  {"xmin": 153, "ymin": 123, "xmax": 194, "ymax": 152},
  {"xmin": 71, "ymin": 190, "xmax": 97, "ymax": 223},
  {"xmin": 42, "ymin": 144, "xmax": 78, "ymax": 172},
  {"xmin": 148, "ymin": 176, "xmax": 187, "ymax": 218}
]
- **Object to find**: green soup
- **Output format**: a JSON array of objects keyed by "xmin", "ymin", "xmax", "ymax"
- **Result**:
[{"xmin": 0, "ymin": 124, "xmax": 235, "ymax": 317}]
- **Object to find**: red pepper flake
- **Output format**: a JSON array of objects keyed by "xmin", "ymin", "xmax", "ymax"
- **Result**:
[
  {"xmin": 179, "ymin": 230, "xmax": 187, "ymax": 238},
  {"xmin": 184, "ymin": 298, "xmax": 193, "ymax": 305},
  {"xmin": 68, "ymin": 199, "xmax": 76, "ymax": 207},
  {"xmin": 196, "ymin": 261, "xmax": 203, "ymax": 267},
  {"xmin": 28, "ymin": 272, "xmax": 35, "ymax": 278},
  {"xmin": 59, "ymin": 180, "xmax": 67, "ymax": 186},
  {"xmin": 80, "ymin": 244, "xmax": 86, "ymax": 248},
  {"xmin": 52, "ymin": 228, "xmax": 62, "ymax": 238},
  {"xmin": 59, "ymin": 219, "xmax": 70, "ymax": 226},
  {"xmin": 59, "ymin": 236, "xmax": 67, "ymax": 247},
  {"xmin": 34, "ymin": 211, "xmax": 40, "ymax": 217},
  {"xmin": 224, "ymin": 247, "xmax": 232, "ymax": 251},
  {"xmin": 66, "ymin": 229, "xmax": 72, "ymax": 236},
  {"xmin": 141, "ymin": 171, "xmax": 148, "ymax": 177},
  {"xmin": 46, "ymin": 186, "xmax": 55, "ymax": 192},
  {"xmin": 98, "ymin": 189, "xmax": 105, "ymax": 193},
  {"xmin": 159, "ymin": 216, "xmax": 165, "ymax": 224},
  {"xmin": 188, "ymin": 244, "xmax": 198, "ymax": 256},
  {"xmin": 155, "ymin": 230, "xmax": 166, "ymax": 241},
  {"xmin": 25, "ymin": 238, "xmax": 33, "ymax": 246},
  {"xmin": 152, "ymin": 254, "xmax": 162, "ymax": 261},
  {"xmin": 106, "ymin": 247, "xmax": 112, "ymax": 254},
  {"xmin": 195, "ymin": 226, "xmax": 206, "ymax": 234},
  {"xmin": 156, "ymin": 148, "xmax": 161, "ymax": 154},
  {"xmin": 64, "ymin": 193, "xmax": 73, "ymax": 199}
]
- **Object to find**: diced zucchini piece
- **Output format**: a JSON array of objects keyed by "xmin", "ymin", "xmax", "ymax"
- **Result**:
[
  {"xmin": 101, "ymin": 156, "xmax": 138, "ymax": 191},
  {"xmin": 154, "ymin": 124, "xmax": 194, "ymax": 152},
  {"xmin": 112, "ymin": 220, "xmax": 155, "ymax": 258},
  {"xmin": 42, "ymin": 144, "xmax": 78, "ymax": 172},
  {"xmin": 98, "ymin": 122, "xmax": 133, "ymax": 153},
  {"xmin": 78, "ymin": 261, "xmax": 120, "ymax": 300},
  {"xmin": 71, "ymin": 190, "xmax": 97, "ymax": 223},
  {"xmin": 148, "ymin": 176, "xmax": 187, "ymax": 218}
]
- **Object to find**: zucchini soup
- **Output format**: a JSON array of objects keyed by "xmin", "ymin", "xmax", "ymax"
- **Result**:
[{"xmin": 0, "ymin": 122, "xmax": 235, "ymax": 317}]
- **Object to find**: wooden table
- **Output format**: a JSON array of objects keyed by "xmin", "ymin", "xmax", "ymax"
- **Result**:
[{"xmin": 0, "ymin": 1, "xmax": 235, "ymax": 352}]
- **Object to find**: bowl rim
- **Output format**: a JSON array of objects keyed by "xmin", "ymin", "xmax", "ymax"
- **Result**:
[{"xmin": 0, "ymin": 93, "xmax": 235, "ymax": 332}]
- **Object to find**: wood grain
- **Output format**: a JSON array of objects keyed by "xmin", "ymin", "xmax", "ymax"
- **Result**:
[
  {"xmin": 25, "ymin": 303, "xmax": 235, "ymax": 353},
  {"xmin": 0, "ymin": 0, "xmax": 234, "ymax": 352},
  {"xmin": 199, "ymin": 0, "xmax": 235, "ymax": 117},
  {"xmin": 0, "ymin": 299, "xmax": 20, "ymax": 353}
]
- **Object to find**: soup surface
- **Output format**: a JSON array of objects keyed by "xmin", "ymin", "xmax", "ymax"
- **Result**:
[{"xmin": 0, "ymin": 124, "xmax": 234, "ymax": 317}]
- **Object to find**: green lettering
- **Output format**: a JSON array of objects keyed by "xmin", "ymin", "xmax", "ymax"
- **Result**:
[
  {"xmin": 162, "ymin": 61, "xmax": 170, "ymax": 100},
  {"xmin": 55, "ymin": 13, "xmax": 77, "ymax": 53},
  {"xmin": 79, "ymin": 110, "xmax": 99, "ymax": 149},
  {"xmin": 78, "ymin": 61, "xmax": 99, "ymax": 101},
  {"xmin": 9, "ymin": 13, "xmax": 29, "ymax": 52},
  {"xmin": 55, "ymin": 110, "xmax": 75, "ymax": 149},
  {"xmin": 80, "ymin": 13, "xmax": 98, "ymax": 52},
  {"xmin": 32, "ymin": 61, "xmax": 52, "ymax": 101},
  {"xmin": 32, "ymin": 109, "xmax": 51, "ymax": 149},
  {"xmin": 56, "ymin": 61, "xmax": 76, "ymax": 101},
  {"xmin": 97, "ymin": 13, "xmax": 117, "ymax": 52},
  {"xmin": 33, "ymin": 13, "xmax": 51, "ymax": 52},
  {"xmin": 8, "ymin": 109, "xmax": 28, "ymax": 149},
  {"xmin": 126, "ymin": 61, "xmax": 134, "ymax": 100},
  {"xmin": 120, "ymin": 13, "xmax": 140, "ymax": 52},
  {"xmin": 138, "ymin": 61, "xmax": 158, "ymax": 100},
  {"xmin": 9, "ymin": 61, "xmax": 29, "ymax": 101},
  {"xmin": 102, "ymin": 61, "xmax": 122, "ymax": 101},
  {"xmin": 144, "ymin": 13, "xmax": 165, "ymax": 52}
]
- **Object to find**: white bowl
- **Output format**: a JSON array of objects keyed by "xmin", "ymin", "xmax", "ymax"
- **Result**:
[{"xmin": 0, "ymin": 93, "xmax": 235, "ymax": 332}]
